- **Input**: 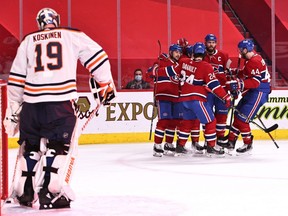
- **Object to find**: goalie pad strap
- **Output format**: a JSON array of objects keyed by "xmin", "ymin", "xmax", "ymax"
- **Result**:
[
  {"xmin": 47, "ymin": 140, "xmax": 69, "ymax": 155},
  {"xmin": 22, "ymin": 171, "xmax": 36, "ymax": 177},
  {"xmin": 43, "ymin": 166, "xmax": 59, "ymax": 174},
  {"xmin": 12, "ymin": 150, "xmax": 40, "ymax": 200}
]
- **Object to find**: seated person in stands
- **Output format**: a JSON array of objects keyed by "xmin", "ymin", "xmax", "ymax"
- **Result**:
[{"xmin": 125, "ymin": 69, "xmax": 151, "ymax": 89}]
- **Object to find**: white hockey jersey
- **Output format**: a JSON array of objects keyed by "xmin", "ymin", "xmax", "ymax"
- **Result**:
[{"xmin": 8, "ymin": 27, "xmax": 113, "ymax": 103}]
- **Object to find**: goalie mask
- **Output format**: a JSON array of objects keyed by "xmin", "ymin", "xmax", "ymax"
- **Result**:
[{"xmin": 36, "ymin": 8, "xmax": 60, "ymax": 30}]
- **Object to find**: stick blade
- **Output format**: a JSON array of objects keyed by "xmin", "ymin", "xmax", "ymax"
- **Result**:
[{"xmin": 264, "ymin": 124, "xmax": 278, "ymax": 133}]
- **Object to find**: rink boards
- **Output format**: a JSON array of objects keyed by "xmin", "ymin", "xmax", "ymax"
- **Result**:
[{"xmin": 8, "ymin": 90, "xmax": 288, "ymax": 147}]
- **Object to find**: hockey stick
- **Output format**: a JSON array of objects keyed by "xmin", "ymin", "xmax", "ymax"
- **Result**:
[
  {"xmin": 4, "ymin": 144, "xmax": 25, "ymax": 205},
  {"xmin": 149, "ymin": 40, "xmax": 161, "ymax": 140},
  {"xmin": 79, "ymin": 76, "xmax": 115, "ymax": 133},
  {"xmin": 226, "ymin": 56, "xmax": 241, "ymax": 135},
  {"xmin": 232, "ymin": 107, "xmax": 279, "ymax": 148},
  {"xmin": 79, "ymin": 104, "xmax": 101, "ymax": 133},
  {"xmin": 255, "ymin": 115, "xmax": 279, "ymax": 148},
  {"xmin": 232, "ymin": 107, "xmax": 278, "ymax": 133},
  {"xmin": 157, "ymin": 39, "xmax": 162, "ymax": 55},
  {"xmin": 148, "ymin": 107, "xmax": 155, "ymax": 140},
  {"xmin": 2, "ymin": 103, "xmax": 25, "ymax": 203},
  {"xmin": 205, "ymin": 85, "xmax": 278, "ymax": 135}
]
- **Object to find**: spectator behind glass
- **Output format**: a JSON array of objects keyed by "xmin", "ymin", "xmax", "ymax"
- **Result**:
[{"xmin": 125, "ymin": 68, "xmax": 151, "ymax": 89}]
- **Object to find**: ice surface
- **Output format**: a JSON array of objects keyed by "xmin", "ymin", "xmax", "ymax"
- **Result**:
[{"xmin": 2, "ymin": 140, "xmax": 288, "ymax": 216}]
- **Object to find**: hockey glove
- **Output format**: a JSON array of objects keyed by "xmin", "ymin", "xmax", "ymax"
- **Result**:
[
  {"xmin": 97, "ymin": 81, "xmax": 116, "ymax": 105},
  {"xmin": 226, "ymin": 78, "xmax": 244, "ymax": 92},
  {"xmin": 231, "ymin": 90, "xmax": 240, "ymax": 99},
  {"xmin": 225, "ymin": 68, "xmax": 238, "ymax": 76},
  {"xmin": 158, "ymin": 53, "xmax": 169, "ymax": 61},
  {"xmin": 147, "ymin": 63, "xmax": 159, "ymax": 77},
  {"xmin": 223, "ymin": 94, "xmax": 232, "ymax": 108},
  {"xmin": 3, "ymin": 101, "xmax": 22, "ymax": 136}
]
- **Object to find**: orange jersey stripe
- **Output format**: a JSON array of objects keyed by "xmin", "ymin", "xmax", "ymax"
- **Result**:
[
  {"xmin": 87, "ymin": 52, "xmax": 107, "ymax": 70},
  {"xmin": 24, "ymin": 83, "xmax": 76, "ymax": 92},
  {"xmin": 8, "ymin": 77, "xmax": 25, "ymax": 84}
]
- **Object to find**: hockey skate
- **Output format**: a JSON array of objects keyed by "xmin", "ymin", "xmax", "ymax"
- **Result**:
[
  {"xmin": 16, "ymin": 186, "xmax": 34, "ymax": 207},
  {"xmin": 218, "ymin": 138, "xmax": 236, "ymax": 155},
  {"xmin": 191, "ymin": 142, "xmax": 205, "ymax": 154},
  {"xmin": 153, "ymin": 144, "xmax": 164, "ymax": 157},
  {"xmin": 216, "ymin": 136, "xmax": 228, "ymax": 147},
  {"xmin": 206, "ymin": 145, "xmax": 225, "ymax": 157},
  {"xmin": 16, "ymin": 191, "xmax": 34, "ymax": 207},
  {"xmin": 236, "ymin": 136, "xmax": 253, "ymax": 156},
  {"xmin": 163, "ymin": 143, "xmax": 176, "ymax": 155},
  {"xmin": 39, "ymin": 188, "xmax": 71, "ymax": 210},
  {"xmin": 174, "ymin": 143, "xmax": 188, "ymax": 157}
]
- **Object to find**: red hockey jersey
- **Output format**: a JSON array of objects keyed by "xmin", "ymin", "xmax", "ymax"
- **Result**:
[
  {"xmin": 163, "ymin": 58, "xmax": 228, "ymax": 102},
  {"xmin": 203, "ymin": 49, "xmax": 231, "ymax": 87},
  {"xmin": 238, "ymin": 53, "xmax": 271, "ymax": 94},
  {"xmin": 154, "ymin": 57, "xmax": 180, "ymax": 102}
]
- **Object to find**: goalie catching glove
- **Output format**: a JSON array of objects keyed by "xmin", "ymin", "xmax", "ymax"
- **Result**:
[
  {"xmin": 89, "ymin": 77, "xmax": 116, "ymax": 106},
  {"xmin": 3, "ymin": 100, "xmax": 22, "ymax": 136}
]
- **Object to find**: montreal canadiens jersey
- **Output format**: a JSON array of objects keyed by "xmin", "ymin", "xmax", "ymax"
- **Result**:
[
  {"xmin": 165, "ymin": 58, "xmax": 228, "ymax": 102},
  {"xmin": 8, "ymin": 27, "xmax": 113, "ymax": 103},
  {"xmin": 203, "ymin": 49, "xmax": 231, "ymax": 87},
  {"xmin": 239, "ymin": 53, "xmax": 271, "ymax": 94},
  {"xmin": 155, "ymin": 57, "xmax": 179, "ymax": 102}
]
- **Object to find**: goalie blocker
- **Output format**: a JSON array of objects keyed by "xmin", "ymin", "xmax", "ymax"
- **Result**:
[{"xmin": 89, "ymin": 76, "xmax": 116, "ymax": 107}]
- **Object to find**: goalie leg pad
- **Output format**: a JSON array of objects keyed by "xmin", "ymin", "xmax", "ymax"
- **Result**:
[
  {"xmin": 13, "ymin": 141, "xmax": 41, "ymax": 206},
  {"xmin": 36, "ymin": 140, "xmax": 76, "ymax": 209}
]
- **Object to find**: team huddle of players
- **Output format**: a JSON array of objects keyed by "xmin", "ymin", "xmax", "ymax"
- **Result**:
[{"xmin": 149, "ymin": 34, "xmax": 271, "ymax": 157}]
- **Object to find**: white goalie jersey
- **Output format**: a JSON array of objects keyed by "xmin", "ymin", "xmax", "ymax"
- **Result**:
[{"xmin": 8, "ymin": 27, "xmax": 113, "ymax": 103}]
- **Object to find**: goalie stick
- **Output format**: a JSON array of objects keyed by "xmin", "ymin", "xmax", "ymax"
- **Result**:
[{"xmin": 80, "ymin": 76, "xmax": 115, "ymax": 133}]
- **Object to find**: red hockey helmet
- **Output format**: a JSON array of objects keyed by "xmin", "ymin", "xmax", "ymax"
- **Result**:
[{"xmin": 177, "ymin": 38, "xmax": 189, "ymax": 48}]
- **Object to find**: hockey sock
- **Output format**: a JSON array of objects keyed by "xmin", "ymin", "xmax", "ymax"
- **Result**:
[
  {"xmin": 215, "ymin": 113, "xmax": 227, "ymax": 138},
  {"xmin": 236, "ymin": 120, "xmax": 252, "ymax": 144},
  {"xmin": 154, "ymin": 119, "xmax": 170, "ymax": 144},
  {"xmin": 204, "ymin": 119, "xmax": 216, "ymax": 147},
  {"xmin": 177, "ymin": 120, "xmax": 193, "ymax": 146},
  {"xmin": 165, "ymin": 119, "xmax": 178, "ymax": 144},
  {"xmin": 190, "ymin": 119, "xmax": 200, "ymax": 143}
]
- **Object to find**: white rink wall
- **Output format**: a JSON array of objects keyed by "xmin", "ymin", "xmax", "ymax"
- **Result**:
[
  {"xmin": 8, "ymin": 90, "xmax": 288, "ymax": 146},
  {"xmin": 78, "ymin": 90, "xmax": 288, "ymax": 133}
]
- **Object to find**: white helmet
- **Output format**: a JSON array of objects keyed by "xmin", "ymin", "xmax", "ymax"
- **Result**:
[{"xmin": 36, "ymin": 8, "xmax": 60, "ymax": 30}]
